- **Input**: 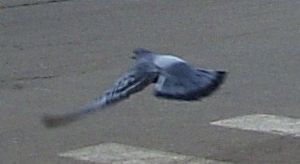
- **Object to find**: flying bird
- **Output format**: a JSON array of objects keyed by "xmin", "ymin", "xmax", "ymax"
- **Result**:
[{"xmin": 42, "ymin": 48, "xmax": 227, "ymax": 128}]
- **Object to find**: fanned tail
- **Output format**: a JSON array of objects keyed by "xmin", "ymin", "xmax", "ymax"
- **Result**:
[{"xmin": 196, "ymin": 69, "xmax": 227, "ymax": 97}]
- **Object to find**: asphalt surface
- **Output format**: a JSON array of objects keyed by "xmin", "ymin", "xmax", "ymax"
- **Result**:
[{"xmin": 0, "ymin": 0, "xmax": 299, "ymax": 163}]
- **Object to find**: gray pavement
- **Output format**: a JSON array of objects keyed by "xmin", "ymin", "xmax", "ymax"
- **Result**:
[{"xmin": 0, "ymin": 0, "xmax": 299, "ymax": 163}]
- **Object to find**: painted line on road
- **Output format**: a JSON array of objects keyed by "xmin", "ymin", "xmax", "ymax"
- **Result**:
[
  {"xmin": 59, "ymin": 142, "xmax": 231, "ymax": 164},
  {"xmin": 210, "ymin": 114, "xmax": 300, "ymax": 137}
]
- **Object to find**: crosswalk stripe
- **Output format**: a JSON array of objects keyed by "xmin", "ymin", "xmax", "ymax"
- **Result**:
[
  {"xmin": 210, "ymin": 114, "xmax": 300, "ymax": 137},
  {"xmin": 59, "ymin": 142, "xmax": 231, "ymax": 164}
]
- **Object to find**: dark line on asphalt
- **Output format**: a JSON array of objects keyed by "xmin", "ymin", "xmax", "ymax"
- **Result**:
[
  {"xmin": 0, "ymin": 0, "xmax": 73, "ymax": 9},
  {"xmin": 0, "ymin": 75, "xmax": 57, "ymax": 90},
  {"xmin": 15, "ymin": 75, "xmax": 57, "ymax": 81}
]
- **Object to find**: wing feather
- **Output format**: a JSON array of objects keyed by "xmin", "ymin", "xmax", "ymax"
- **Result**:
[
  {"xmin": 42, "ymin": 62, "xmax": 158, "ymax": 128},
  {"xmin": 101, "ymin": 69, "xmax": 157, "ymax": 105}
]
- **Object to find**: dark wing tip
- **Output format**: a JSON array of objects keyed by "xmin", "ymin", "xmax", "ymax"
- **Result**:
[{"xmin": 41, "ymin": 113, "xmax": 81, "ymax": 128}]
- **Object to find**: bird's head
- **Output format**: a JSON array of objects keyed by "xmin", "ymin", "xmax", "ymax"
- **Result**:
[{"xmin": 131, "ymin": 48, "xmax": 153, "ymax": 59}]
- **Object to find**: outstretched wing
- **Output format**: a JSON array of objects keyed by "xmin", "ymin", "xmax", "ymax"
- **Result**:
[
  {"xmin": 154, "ymin": 63, "xmax": 227, "ymax": 100},
  {"xmin": 42, "ymin": 62, "xmax": 158, "ymax": 128},
  {"xmin": 100, "ymin": 62, "xmax": 158, "ymax": 106}
]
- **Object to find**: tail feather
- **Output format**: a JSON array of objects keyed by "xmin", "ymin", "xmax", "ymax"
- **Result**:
[
  {"xmin": 215, "ymin": 70, "xmax": 227, "ymax": 87},
  {"xmin": 196, "ymin": 69, "xmax": 227, "ymax": 97}
]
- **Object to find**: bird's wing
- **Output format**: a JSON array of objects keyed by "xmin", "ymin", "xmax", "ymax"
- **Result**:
[
  {"xmin": 42, "ymin": 62, "xmax": 159, "ymax": 128},
  {"xmin": 100, "ymin": 62, "xmax": 159, "ymax": 106},
  {"xmin": 154, "ymin": 63, "xmax": 227, "ymax": 100}
]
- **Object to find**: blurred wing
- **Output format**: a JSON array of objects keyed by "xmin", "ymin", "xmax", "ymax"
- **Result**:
[
  {"xmin": 100, "ymin": 64, "xmax": 158, "ymax": 106},
  {"xmin": 42, "ymin": 62, "xmax": 158, "ymax": 128},
  {"xmin": 154, "ymin": 64, "xmax": 227, "ymax": 100}
]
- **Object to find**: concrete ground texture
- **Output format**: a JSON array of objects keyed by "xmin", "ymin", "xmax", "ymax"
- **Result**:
[{"xmin": 0, "ymin": 0, "xmax": 299, "ymax": 163}]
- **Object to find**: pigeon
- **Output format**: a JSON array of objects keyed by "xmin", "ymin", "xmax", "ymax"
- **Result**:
[{"xmin": 42, "ymin": 48, "xmax": 227, "ymax": 128}]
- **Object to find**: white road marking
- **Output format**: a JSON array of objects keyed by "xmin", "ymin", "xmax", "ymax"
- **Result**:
[
  {"xmin": 59, "ymin": 143, "xmax": 231, "ymax": 164},
  {"xmin": 210, "ymin": 114, "xmax": 300, "ymax": 137}
]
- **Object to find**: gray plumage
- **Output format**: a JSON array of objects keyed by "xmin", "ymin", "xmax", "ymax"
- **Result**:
[{"xmin": 42, "ymin": 48, "xmax": 227, "ymax": 128}]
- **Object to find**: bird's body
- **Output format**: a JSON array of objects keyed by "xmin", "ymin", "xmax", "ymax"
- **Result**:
[
  {"xmin": 153, "ymin": 55, "xmax": 186, "ymax": 68},
  {"xmin": 43, "ymin": 48, "xmax": 227, "ymax": 128}
]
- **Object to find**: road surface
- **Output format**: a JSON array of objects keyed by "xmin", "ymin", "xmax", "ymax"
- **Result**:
[{"xmin": 0, "ymin": 0, "xmax": 299, "ymax": 163}]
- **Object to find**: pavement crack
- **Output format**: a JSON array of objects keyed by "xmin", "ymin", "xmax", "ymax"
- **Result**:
[
  {"xmin": 0, "ymin": 75, "xmax": 58, "ymax": 90},
  {"xmin": 15, "ymin": 75, "xmax": 57, "ymax": 81},
  {"xmin": 0, "ymin": 0, "xmax": 73, "ymax": 9}
]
